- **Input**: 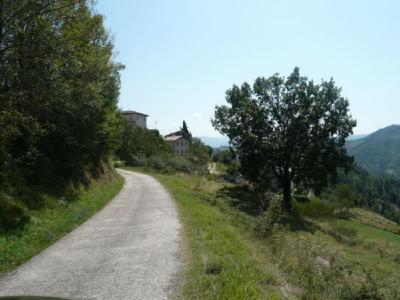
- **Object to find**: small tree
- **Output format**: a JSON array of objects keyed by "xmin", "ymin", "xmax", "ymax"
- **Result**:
[
  {"xmin": 325, "ymin": 184, "xmax": 357, "ymax": 216},
  {"xmin": 189, "ymin": 138, "xmax": 213, "ymax": 164},
  {"xmin": 212, "ymin": 68, "xmax": 356, "ymax": 212}
]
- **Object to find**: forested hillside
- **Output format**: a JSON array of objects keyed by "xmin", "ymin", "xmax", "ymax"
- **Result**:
[
  {"xmin": 347, "ymin": 125, "xmax": 400, "ymax": 178},
  {"xmin": 335, "ymin": 168, "xmax": 400, "ymax": 222}
]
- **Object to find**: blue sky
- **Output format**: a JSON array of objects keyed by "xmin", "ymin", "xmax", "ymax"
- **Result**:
[{"xmin": 96, "ymin": 0, "xmax": 399, "ymax": 137}]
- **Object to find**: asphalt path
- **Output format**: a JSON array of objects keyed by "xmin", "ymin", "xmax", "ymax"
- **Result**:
[{"xmin": 0, "ymin": 169, "xmax": 182, "ymax": 300}]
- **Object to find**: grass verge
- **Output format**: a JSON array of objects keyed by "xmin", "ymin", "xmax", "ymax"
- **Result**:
[{"xmin": 0, "ymin": 172, "xmax": 124, "ymax": 275}]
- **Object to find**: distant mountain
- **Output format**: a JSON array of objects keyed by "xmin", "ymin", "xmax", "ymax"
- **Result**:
[
  {"xmin": 346, "ymin": 134, "xmax": 369, "ymax": 141},
  {"xmin": 198, "ymin": 134, "xmax": 367, "ymax": 148},
  {"xmin": 347, "ymin": 125, "xmax": 400, "ymax": 178},
  {"xmin": 198, "ymin": 136, "xmax": 229, "ymax": 148}
]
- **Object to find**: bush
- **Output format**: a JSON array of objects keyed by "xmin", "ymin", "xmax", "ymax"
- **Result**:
[
  {"xmin": 127, "ymin": 154, "xmax": 148, "ymax": 167},
  {"xmin": 322, "ymin": 184, "xmax": 357, "ymax": 217},
  {"xmin": 252, "ymin": 194, "xmax": 283, "ymax": 235},
  {"xmin": 294, "ymin": 197, "xmax": 335, "ymax": 219},
  {"xmin": 123, "ymin": 153, "xmax": 202, "ymax": 174},
  {"xmin": 0, "ymin": 193, "xmax": 30, "ymax": 231},
  {"xmin": 148, "ymin": 156, "xmax": 167, "ymax": 170},
  {"xmin": 169, "ymin": 156, "xmax": 196, "ymax": 173},
  {"xmin": 113, "ymin": 160, "xmax": 125, "ymax": 168}
]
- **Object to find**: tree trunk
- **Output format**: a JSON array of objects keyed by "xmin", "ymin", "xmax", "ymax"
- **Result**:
[{"xmin": 282, "ymin": 178, "xmax": 292, "ymax": 213}]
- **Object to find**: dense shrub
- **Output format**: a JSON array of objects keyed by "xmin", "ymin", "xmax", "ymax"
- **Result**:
[
  {"xmin": 169, "ymin": 156, "xmax": 195, "ymax": 173},
  {"xmin": 253, "ymin": 194, "xmax": 283, "ymax": 235},
  {"xmin": 293, "ymin": 197, "xmax": 335, "ymax": 219},
  {"xmin": 123, "ymin": 154, "xmax": 198, "ymax": 174},
  {"xmin": 116, "ymin": 123, "xmax": 171, "ymax": 162},
  {"xmin": 322, "ymin": 183, "xmax": 357, "ymax": 217},
  {"xmin": 126, "ymin": 154, "xmax": 148, "ymax": 167},
  {"xmin": 113, "ymin": 160, "xmax": 125, "ymax": 168},
  {"xmin": 148, "ymin": 156, "xmax": 168, "ymax": 170},
  {"xmin": 0, "ymin": 194, "xmax": 30, "ymax": 232},
  {"xmin": 189, "ymin": 138, "xmax": 213, "ymax": 165}
]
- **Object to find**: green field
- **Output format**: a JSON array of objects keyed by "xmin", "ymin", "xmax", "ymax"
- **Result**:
[
  {"xmin": 125, "ymin": 167, "xmax": 400, "ymax": 299},
  {"xmin": 0, "ymin": 173, "xmax": 124, "ymax": 275}
]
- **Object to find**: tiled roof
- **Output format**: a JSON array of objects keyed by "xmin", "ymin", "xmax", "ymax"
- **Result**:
[
  {"xmin": 165, "ymin": 135, "xmax": 184, "ymax": 141},
  {"xmin": 164, "ymin": 131, "xmax": 182, "ymax": 137}
]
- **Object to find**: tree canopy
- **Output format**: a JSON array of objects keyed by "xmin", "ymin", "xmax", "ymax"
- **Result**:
[
  {"xmin": 212, "ymin": 68, "xmax": 356, "ymax": 212},
  {"xmin": 0, "ymin": 0, "xmax": 123, "ymax": 192},
  {"xmin": 116, "ymin": 120, "xmax": 171, "ymax": 164}
]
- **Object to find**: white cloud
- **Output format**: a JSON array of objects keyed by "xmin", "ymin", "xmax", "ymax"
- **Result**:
[{"xmin": 192, "ymin": 112, "xmax": 201, "ymax": 120}]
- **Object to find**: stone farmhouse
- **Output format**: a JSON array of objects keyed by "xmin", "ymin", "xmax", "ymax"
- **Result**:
[
  {"xmin": 122, "ymin": 110, "xmax": 148, "ymax": 129},
  {"xmin": 164, "ymin": 132, "xmax": 190, "ymax": 156}
]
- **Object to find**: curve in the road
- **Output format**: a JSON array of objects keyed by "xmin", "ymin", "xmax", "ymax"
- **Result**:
[{"xmin": 0, "ymin": 169, "xmax": 182, "ymax": 300}]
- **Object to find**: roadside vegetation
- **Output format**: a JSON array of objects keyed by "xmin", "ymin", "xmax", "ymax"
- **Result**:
[
  {"xmin": 126, "ymin": 167, "xmax": 400, "ymax": 299},
  {"xmin": 116, "ymin": 120, "xmax": 213, "ymax": 174},
  {"xmin": 0, "ymin": 171, "xmax": 123, "ymax": 274},
  {"xmin": 0, "ymin": 1, "xmax": 123, "ymax": 233}
]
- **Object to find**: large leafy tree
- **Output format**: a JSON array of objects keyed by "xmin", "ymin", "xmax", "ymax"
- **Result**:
[
  {"xmin": 212, "ymin": 68, "xmax": 356, "ymax": 212},
  {"xmin": 0, "ymin": 0, "xmax": 123, "ymax": 191}
]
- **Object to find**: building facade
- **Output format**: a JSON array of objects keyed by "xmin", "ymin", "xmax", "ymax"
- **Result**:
[
  {"xmin": 122, "ymin": 110, "xmax": 148, "ymax": 129},
  {"xmin": 165, "ymin": 135, "xmax": 190, "ymax": 156}
]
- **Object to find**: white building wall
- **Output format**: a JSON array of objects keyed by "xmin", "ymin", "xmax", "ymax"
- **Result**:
[
  {"xmin": 123, "ymin": 113, "xmax": 147, "ymax": 129},
  {"xmin": 170, "ymin": 138, "xmax": 190, "ymax": 155}
]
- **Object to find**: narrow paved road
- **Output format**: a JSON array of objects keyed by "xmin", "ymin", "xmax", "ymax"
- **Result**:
[
  {"xmin": 0, "ymin": 169, "xmax": 182, "ymax": 299},
  {"xmin": 207, "ymin": 162, "xmax": 219, "ymax": 175}
]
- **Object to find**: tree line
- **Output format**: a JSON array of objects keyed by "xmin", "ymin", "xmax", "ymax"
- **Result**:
[
  {"xmin": 1, "ymin": 0, "xmax": 123, "ymax": 230},
  {"xmin": 116, "ymin": 120, "xmax": 213, "ymax": 173}
]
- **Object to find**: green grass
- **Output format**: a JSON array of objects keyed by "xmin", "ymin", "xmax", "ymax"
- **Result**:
[
  {"xmin": 0, "ymin": 173, "xmax": 124, "ymax": 275},
  {"xmin": 350, "ymin": 207, "xmax": 400, "ymax": 234},
  {"xmin": 124, "ymin": 167, "xmax": 400, "ymax": 299},
  {"xmin": 336, "ymin": 219, "xmax": 400, "ymax": 244}
]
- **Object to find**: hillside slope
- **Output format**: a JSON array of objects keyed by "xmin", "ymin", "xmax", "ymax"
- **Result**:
[
  {"xmin": 347, "ymin": 125, "xmax": 400, "ymax": 178},
  {"xmin": 129, "ymin": 168, "xmax": 400, "ymax": 299}
]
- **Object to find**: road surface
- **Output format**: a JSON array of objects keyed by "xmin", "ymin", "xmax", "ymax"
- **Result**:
[
  {"xmin": 207, "ymin": 162, "xmax": 219, "ymax": 175},
  {"xmin": 0, "ymin": 169, "xmax": 182, "ymax": 299}
]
